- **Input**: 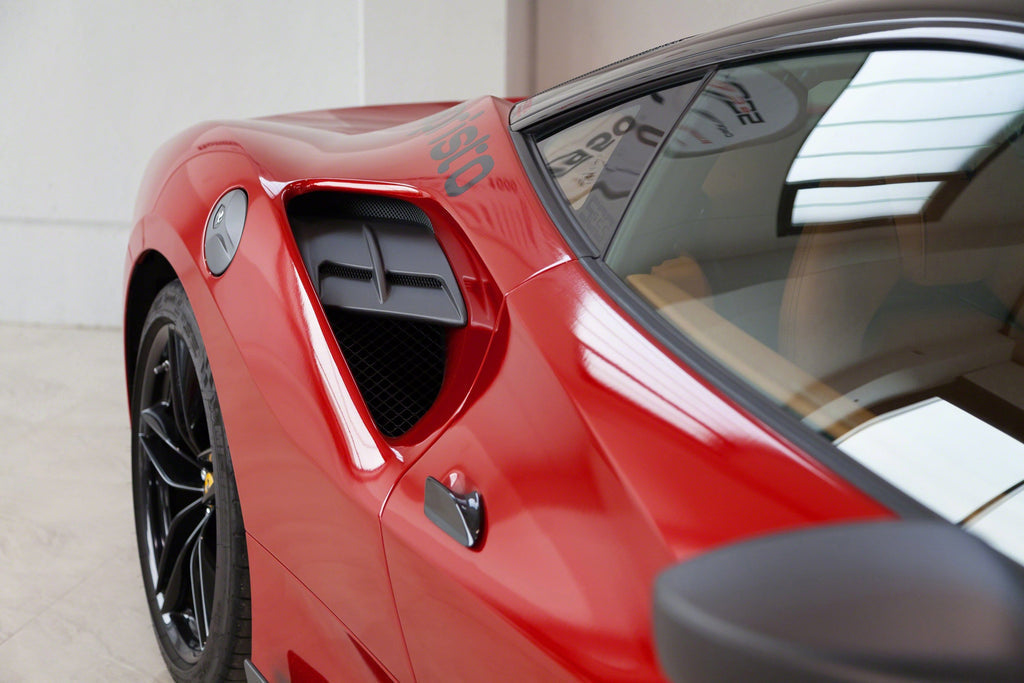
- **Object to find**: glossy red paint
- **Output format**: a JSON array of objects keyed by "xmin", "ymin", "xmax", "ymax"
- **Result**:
[
  {"xmin": 129, "ymin": 150, "xmax": 419, "ymax": 679},
  {"xmin": 247, "ymin": 536, "xmax": 396, "ymax": 682},
  {"xmin": 380, "ymin": 261, "xmax": 892, "ymax": 681},
  {"xmin": 126, "ymin": 90, "xmax": 891, "ymax": 681}
]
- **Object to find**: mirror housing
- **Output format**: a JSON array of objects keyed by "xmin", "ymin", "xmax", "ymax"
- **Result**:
[{"xmin": 653, "ymin": 521, "xmax": 1024, "ymax": 682}]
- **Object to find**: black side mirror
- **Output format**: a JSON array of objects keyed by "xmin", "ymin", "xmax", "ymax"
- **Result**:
[{"xmin": 653, "ymin": 521, "xmax": 1024, "ymax": 682}]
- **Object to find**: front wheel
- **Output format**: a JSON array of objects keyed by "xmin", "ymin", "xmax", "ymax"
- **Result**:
[{"xmin": 131, "ymin": 280, "xmax": 251, "ymax": 681}]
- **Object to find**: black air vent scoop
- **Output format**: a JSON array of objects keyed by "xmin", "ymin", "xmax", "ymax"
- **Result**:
[
  {"xmin": 293, "ymin": 217, "xmax": 466, "ymax": 326},
  {"xmin": 288, "ymin": 192, "xmax": 466, "ymax": 437}
]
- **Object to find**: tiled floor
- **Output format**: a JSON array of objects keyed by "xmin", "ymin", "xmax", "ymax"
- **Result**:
[{"xmin": 0, "ymin": 324, "xmax": 170, "ymax": 681}]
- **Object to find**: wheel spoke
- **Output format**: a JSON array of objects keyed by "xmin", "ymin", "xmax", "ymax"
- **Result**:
[
  {"xmin": 141, "ymin": 404, "xmax": 201, "ymax": 467},
  {"xmin": 156, "ymin": 499, "xmax": 207, "ymax": 599},
  {"xmin": 189, "ymin": 524, "xmax": 215, "ymax": 646},
  {"xmin": 140, "ymin": 427, "xmax": 203, "ymax": 492},
  {"xmin": 160, "ymin": 508, "xmax": 212, "ymax": 617},
  {"xmin": 166, "ymin": 330, "xmax": 207, "ymax": 457}
]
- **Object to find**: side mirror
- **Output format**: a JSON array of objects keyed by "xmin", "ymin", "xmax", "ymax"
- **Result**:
[{"xmin": 653, "ymin": 521, "xmax": 1024, "ymax": 682}]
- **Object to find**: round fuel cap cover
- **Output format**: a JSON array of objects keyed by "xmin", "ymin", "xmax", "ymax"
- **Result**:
[{"xmin": 204, "ymin": 188, "xmax": 248, "ymax": 276}]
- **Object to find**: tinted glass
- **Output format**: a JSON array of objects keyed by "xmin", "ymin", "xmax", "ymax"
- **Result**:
[
  {"xmin": 538, "ymin": 81, "xmax": 699, "ymax": 249},
  {"xmin": 605, "ymin": 49, "xmax": 1024, "ymax": 563}
]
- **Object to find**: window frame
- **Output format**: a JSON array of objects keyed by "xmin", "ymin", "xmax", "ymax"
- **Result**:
[
  {"xmin": 512, "ymin": 27, "xmax": 1024, "ymax": 521},
  {"xmin": 512, "ymin": 68, "xmax": 713, "ymax": 258}
]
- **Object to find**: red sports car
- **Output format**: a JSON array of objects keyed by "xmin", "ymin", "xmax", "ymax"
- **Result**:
[{"xmin": 125, "ymin": 2, "xmax": 1024, "ymax": 681}]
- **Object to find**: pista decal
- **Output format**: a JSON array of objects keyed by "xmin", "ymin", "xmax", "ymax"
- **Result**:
[{"xmin": 414, "ymin": 103, "xmax": 495, "ymax": 197}]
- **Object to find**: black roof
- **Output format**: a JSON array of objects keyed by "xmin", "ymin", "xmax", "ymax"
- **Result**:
[{"xmin": 511, "ymin": 0, "xmax": 1024, "ymax": 130}]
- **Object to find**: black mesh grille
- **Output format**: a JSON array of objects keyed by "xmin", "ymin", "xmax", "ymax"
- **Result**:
[
  {"xmin": 327, "ymin": 308, "xmax": 447, "ymax": 438},
  {"xmin": 319, "ymin": 263, "xmax": 445, "ymax": 291},
  {"xmin": 319, "ymin": 262, "xmax": 373, "ymax": 282},
  {"xmin": 346, "ymin": 196, "xmax": 430, "ymax": 225},
  {"xmin": 289, "ymin": 192, "xmax": 431, "ymax": 229},
  {"xmin": 386, "ymin": 272, "xmax": 444, "ymax": 289}
]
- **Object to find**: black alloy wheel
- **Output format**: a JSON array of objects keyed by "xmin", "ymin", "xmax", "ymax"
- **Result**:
[{"xmin": 131, "ymin": 281, "xmax": 250, "ymax": 681}]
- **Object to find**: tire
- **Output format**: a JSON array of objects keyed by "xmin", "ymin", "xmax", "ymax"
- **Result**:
[{"xmin": 131, "ymin": 280, "xmax": 251, "ymax": 681}]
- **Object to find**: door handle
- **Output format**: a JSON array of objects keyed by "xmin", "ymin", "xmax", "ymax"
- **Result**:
[{"xmin": 424, "ymin": 476, "xmax": 485, "ymax": 548}]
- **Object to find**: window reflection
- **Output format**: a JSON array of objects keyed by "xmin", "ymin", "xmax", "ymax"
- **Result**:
[
  {"xmin": 791, "ymin": 181, "xmax": 940, "ymax": 224},
  {"xmin": 789, "ymin": 51, "xmax": 1024, "ymax": 182},
  {"xmin": 787, "ymin": 51, "xmax": 1024, "ymax": 226},
  {"xmin": 537, "ymin": 80, "xmax": 701, "ymax": 249},
  {"xmin": 605, "ymin": 48, "xmax": 1024, "ymax": 563}
]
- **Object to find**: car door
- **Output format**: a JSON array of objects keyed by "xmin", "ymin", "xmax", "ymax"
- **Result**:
[
  {"xmin": 375, "ymin": 50, "xmax": 900, "ymax": 679},
  {"xmin": 381, "ymin": 22, "xmax": 1024, "ymax": 679},
  {"xmin": 378, "ymin": 78, "xmax": 706, "ymax": 682}
]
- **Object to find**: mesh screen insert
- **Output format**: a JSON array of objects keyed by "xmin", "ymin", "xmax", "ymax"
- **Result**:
[
  {"xmin": 326, "ymin": 308, "xmax": 447, "ymax": 437},
  {"xmin": 319, "ymin": 262, "xmax": 373, "ymax": 282}
]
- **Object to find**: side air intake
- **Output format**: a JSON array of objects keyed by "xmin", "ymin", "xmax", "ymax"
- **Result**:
[{"xmin": 288, "ymin": 192, "xmax": 466, "ymax": 437}]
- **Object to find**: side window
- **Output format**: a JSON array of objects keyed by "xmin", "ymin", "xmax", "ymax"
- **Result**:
[
  {"xmin": 536, "ymin": 80, "xmax": 700, "ymax": 250},
  {"xmin": 604, "ymin": 48, "xmax": 1024, "ymax": 564}
]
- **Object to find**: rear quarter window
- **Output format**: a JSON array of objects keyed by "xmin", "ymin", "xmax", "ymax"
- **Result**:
[{"xmin": 536, "ymin": 80, "xmax": 699, "ymax": 249}]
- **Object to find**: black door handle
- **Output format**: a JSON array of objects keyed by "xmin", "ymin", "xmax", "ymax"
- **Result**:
[{"xmin": 424, "ymin": 476, "xmax": 485, "ymax": 548}]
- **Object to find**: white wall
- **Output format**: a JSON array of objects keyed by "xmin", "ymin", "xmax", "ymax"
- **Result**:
[
  {"xmin": 363, "ymin": 1, "xmax": 529, "ymax": 103},
  {"xmin": 0, "ymin": 1, "xmax": 515, "ymax": 327},
  {"xmin": 534, "ymin": 0, "xmax": 822, "ymax": 89},
  {"xmin": 1, "ymin": 0, "xmax": 814, "ymax": 328}
]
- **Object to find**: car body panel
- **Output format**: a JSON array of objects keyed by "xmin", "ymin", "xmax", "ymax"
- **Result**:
[
  {"xmin": 126, "ymin": 95, "xmax": 577, "ymax": 680},
  {"xmin": 381, "ymin": 261, "xmax": 890, "ymax": 681},
  {"xmin": 124, "ymin": 3, "xmax": 1024, "ymax": 680},
  {"xmin": 247, "ymin": 536, "xmax": 398, "ymax": 682}
]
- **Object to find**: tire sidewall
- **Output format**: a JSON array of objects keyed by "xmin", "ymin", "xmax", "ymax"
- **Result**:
[{"xmin": 130, "ymin": 280, "xmax": 249, "ymax": 682}]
